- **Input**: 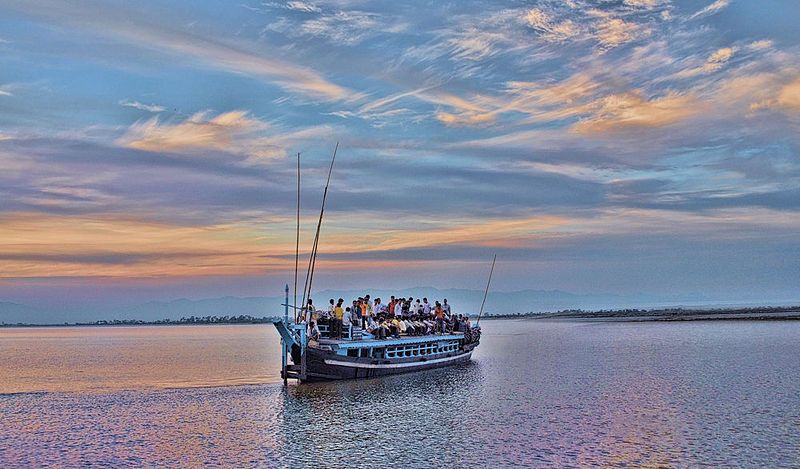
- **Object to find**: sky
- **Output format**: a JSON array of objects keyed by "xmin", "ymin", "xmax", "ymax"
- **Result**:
[{"xmin": 1, "ymin": 0, "xmax": 799, "ymax": 311}]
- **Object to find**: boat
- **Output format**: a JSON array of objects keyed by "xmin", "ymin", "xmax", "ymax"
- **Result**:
[
  {"xmin": 272, "ymin": 145, "xmax": 491, "ymax": 383},
  {"xmin": 273, "ymin": 295, "xmax": 482, "ymax": 382}
]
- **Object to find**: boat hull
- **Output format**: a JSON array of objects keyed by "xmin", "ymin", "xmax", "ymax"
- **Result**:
[{"xmin": 301, "ymin": 343, "xmax": 477, "ymax": 382}]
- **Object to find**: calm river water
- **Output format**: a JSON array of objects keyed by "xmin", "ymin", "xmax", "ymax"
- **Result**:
[{"xmin": 1, "ymin": 320, "xmax": 799, "ymax": 467}]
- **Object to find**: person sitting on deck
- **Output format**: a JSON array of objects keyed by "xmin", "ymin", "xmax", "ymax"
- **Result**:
[
  {"xmin": 413, "ymin": 316, "xmax": 428, "ymax": 335},
  {"xmin": 403, "ymin": 318, "xmax": 417, "ymax": 335},
  {"xmin": 364, "ymin": 315, "xmax": 377, "ymax": 338},
  {"xmin": 376, "ymin": 318, "xmax": 389, "ymax": 339},
  {"xmin": 308, "ymin": 320, "xmax": 320, "ymax": 342},
  {"xmin": 396, "ymin": 317, "xmax": 407, "ymax": 335},
  {"xmin": 389, "ymin": 317, "xmax": 401, "ymax": 338}
]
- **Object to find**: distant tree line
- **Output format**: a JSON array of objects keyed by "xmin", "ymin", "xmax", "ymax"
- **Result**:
[
  {"xmin": 1, "ymin": 314, "xmax": 282, "ymax": 327},
  {"xmin": 480, "ymin": 305, "xmax": 800, "ymax": 320}
]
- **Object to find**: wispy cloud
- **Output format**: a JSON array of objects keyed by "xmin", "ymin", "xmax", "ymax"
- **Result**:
[
  {"xmin": 689, "ymin": 0, "xmax": 730, "ymax": 20},
  {"xmin": 674, "ymin": 47, "xmax": 735, "ymax": 79},
  {"xmin": 118, "ymin": 99, "xmax": 165, "ymax": 113},
  {"xmin": 5, "ymin": 0, "xmax": 358, "ymax": 102},
  {"xmin": 595, "ymin": 17, "xmax": 651, "ymax": 49},
  {"xmin": 286, "ymin": 1, "xmax": 321, "ymax": 13},
  {"xmin": 116, "ymin": 110, "xmax": 333, "ymax": 161},
  {"xmin": 524, "ymin": 8, "xmax": 579, "ymax": 43},
  {"xmin": 571, "ymin": 91, "xmax": 700, "ymax": 134}
]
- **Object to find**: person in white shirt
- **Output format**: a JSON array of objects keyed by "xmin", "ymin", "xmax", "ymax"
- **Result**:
[
  {"xmin": 394, "ymin": 300, "xmax": 403, "ymax": 317},
  {"xmin": 342, "ymin": 306, "xmax": 352, "ymax": 339},
  {"xmin": 422, "ymin": 298, "xmax": 431, "ymax": 316},
  {"xmin": 327, "ymin": 299, "xmax": 335, "ymax": 320},
  {"xmin": 443, "ymin": 299, "xmax": 451, "ymax": 318}
]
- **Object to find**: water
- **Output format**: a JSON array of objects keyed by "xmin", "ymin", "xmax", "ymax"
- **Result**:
[{"xmin": 1, "ymin": 320, "xmax": 799, "ymax": 467}]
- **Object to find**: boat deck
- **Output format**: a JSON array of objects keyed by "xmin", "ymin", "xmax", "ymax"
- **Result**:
[{"xmin": 318, "ymin": 332, "xmax": 465, "ymax": 348}]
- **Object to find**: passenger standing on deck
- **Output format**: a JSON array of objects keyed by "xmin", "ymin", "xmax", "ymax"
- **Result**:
[
  {"xmin": 350, "ymin": 302, "xmax": 360, "ymax": 329},
  {"xmin": 394, "ymin": 299, "xmax": 403, "ymax": 318},
  {"xmin": 443, "ymin": 299, "xmax": 451, "ymax": 319},
  {"xmin": 422, "ymin": 298, "xmax": 431, "ymax": 317},
  {"xmin": 342, "ymin": 305, "xmax": 352, "ymax": 339},
  {"xmin": 434, "ymin": 302, "xmax": 445, "ymax": 335},
  {"xmin": 388, "ymin": 296, "xmax": 396, "ymax": 318},
  {"xmin": 302, "ymin": 299, "xmax": 314, "ymax": 324},
  {"xmin": 364, "ymin": 295, "xmax": 373, "ymax": 322},
  {"xmin": 333, "ymin": 299, "xmax": 344, "ymax": 339},
  {"xmin": 369, "ymin": 298, "xmax": 381, "ymax": 328},
  {"xmin": 358, "ymin": 298, "xmax": 367, "ymax": 327}
]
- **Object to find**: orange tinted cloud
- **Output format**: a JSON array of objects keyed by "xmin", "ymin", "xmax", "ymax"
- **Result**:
[{"xmin": 571, "ymin": 91, "xmax": 700, "ymax": 134}]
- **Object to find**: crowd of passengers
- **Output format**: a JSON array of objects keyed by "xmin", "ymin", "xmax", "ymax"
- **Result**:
[{"xmin": 298, "ymin": 295, "xmax": 475, "ymax": 342}]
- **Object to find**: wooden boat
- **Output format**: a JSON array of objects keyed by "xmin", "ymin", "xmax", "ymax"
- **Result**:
[
  {"xmin": 274, "ymin": 295, "xmax": 481, "ymax": 383},
  {"xmin": 274, "ymin": 145, "xmax": 489, "ymax": 383}
]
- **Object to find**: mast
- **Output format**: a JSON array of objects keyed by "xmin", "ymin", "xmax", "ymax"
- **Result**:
[
  {"xmin": 300, "ymin": 142, "xmax": 339, "ymax": 317},
  {"xmin": 476, "ymin": 254, "xmax": 496, "ymax": 326},
  {"xmin": 293, "ymin": 152, "xmax": 300, "ymax": 314}
]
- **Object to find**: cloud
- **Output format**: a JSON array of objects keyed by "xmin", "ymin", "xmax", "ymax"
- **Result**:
[
  {"xmin": 299, "ymin": 11, "xmax": 383, "ymax": 46},
  {"xmin": 5, "ymin": 0, "xmax": 358, "ymax": 102},
  {"xmin": 447, "ymin": 30, "xmax": 501, "ymax": 61},
  {"xmin": 748, "ymin": 40, "xmax": 773, "ymax": 51},
  {"xmin": 436, "ymin": 111, "xmax": 495, "ymax": 127},
  {"xmin": 689, "ymin": 0, "xmax": 730, "ymax": 20},
  {"xmin": 286, "ymin": 1, "xmax": 320, "ymax": 13},
  {"xmin": 0, "ymin": 212, "xmax": 280, "ymax": 279},
  {"xmin": 0, "ymin": 83, "xmax": 17, "ymax": 96},
  {"xmin": 595, "ymin": 17, "xmax": 650, "ymax": 48},
  {"xmin": 750, "ymin": 77, "xmax": 800, "ymax": 113},
  {"xmin": 115, "ymin": 110, "xmax": 333, "ymax": 160},
  {"xmin": 623, "ymin": 0, "xmax": 669, "ymax": 9},
  {"xmin": 675, "ymin": 47, "xmax": 735, "ymax": 78},
  {"xmin": 571, "ymin": 91, "xmax": 700, "ymax": 134},
  {"xmin": 119, "ymin": 99, "xmax": 165, "ymax": 113},
  {"xmin": 524, "ymin": 8, "xmax": 579, "ymax": 43}
]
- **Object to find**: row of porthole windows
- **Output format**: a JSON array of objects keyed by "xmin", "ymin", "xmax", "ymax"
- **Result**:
[{"xmin": 386, "ymin": 343, "xmax": 459, "ymax": 359}]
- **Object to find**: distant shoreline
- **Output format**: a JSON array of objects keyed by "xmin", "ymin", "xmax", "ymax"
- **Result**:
[
  {"xmin": 481, "ymin": 305, "xmax": 800, "ymax": 322},
  {"xmin": 0, "ymin": 316, "xmax": 280, "ymax": 328},
  {"xmin": 4, "ymin": 305, "xmax": 800, "ymax": 328}
]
